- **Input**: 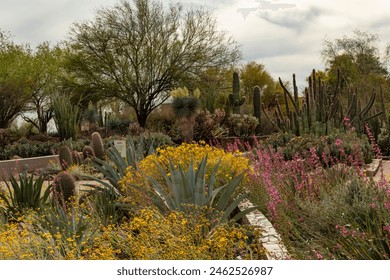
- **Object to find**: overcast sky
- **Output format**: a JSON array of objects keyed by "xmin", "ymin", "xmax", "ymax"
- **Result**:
[{"xmin": 1, "ymin": 0, "xmax": 390, "ymax": 91}]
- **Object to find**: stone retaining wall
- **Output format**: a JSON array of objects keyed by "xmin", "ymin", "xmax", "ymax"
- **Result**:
[{"xmin": 240, "ymin": 200, "xmax": 289, "ymax": 260}]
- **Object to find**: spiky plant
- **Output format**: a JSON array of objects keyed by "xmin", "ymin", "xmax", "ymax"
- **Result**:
[
  {"xmin": 91, "ymin": 132, "xmax": 105, "ymax": 159},
  {"xmin": 51, "ymin": 172, "xmax": 76, "ymax": 206},
  {"xmin": 82, "ymin": 145, "xmax": 95, "ymax": 159},
  {"xmin": 58, "ymin": 145, "xmax": 73, "ymax": 170},
  {"xmin": 0, "ymin": 172, "xmax": 50, "ymax": 219},
  {"xmin": 142, "ymin": 156, "xmax": 258, "ymax": 223}
]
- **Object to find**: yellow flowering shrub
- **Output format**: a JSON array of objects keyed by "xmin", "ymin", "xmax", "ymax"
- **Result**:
[
  {"xmin": 110, "ymin": 207, "xmax": 266, "ymax": 260},
  {"xmin": 119, "ymin": 142, "xmax": 251, "ymax": 206},
  {"xmin": 0, "ymin": 208, "xmax": 119, "ymax": 260}
]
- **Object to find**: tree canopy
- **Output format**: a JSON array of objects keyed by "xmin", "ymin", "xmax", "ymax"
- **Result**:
[
  {"xmin": 65, "ymin": 0, "xmax": 241, "ymax": 127},
  {"xmin": 0, "ymin": 31, "xmax": 32, "ymax": 128},
  {"xmin": 321, "ymin": 29, "xmax": 390, "ymax": 92}
]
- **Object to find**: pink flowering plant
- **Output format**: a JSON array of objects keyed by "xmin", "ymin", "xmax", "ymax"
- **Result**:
[{"xmin": 234, "ymin": 125, "xmax": 390, "ymax": 259}]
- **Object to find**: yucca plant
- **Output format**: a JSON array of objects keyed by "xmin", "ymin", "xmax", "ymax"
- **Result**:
[
  {"xmin": 142, "ymin": 156, "xmax": 258, "ymax": 223},
  {"xmin": 0, "ymin": 172, "xmax": 50, "ymax": 219}
]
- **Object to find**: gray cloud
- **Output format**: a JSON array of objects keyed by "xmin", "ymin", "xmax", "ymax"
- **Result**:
[{"xmin": 255, "ymin": 6, "xmax": 323, "ymax": 33}]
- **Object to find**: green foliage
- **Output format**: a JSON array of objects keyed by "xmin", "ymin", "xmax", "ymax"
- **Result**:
[
  {"xmin": 81, "ymin": 185, "xmax": 129, "ymax": 226},
  {"xmin": 321, "ymin": 29, "xmax": 389, "ymax": 92},
  {"xmin": 0, "ymin": 139, "xmax": 88, "ymax": 160},
  {"xmin": 284, "ymin": 177, "xmax": 390, "ymax": 259},
  {"xmin": 35, "ymin": 203, "xmax": 95, "ymax": 258},
  {"xmin": 143, "ymin": 156, "xmax": 258, "ymax": 223},
  {"xmin": 51, "ymin": 172, "xmax": 76, "ymax": 206},
  {"xmin": 91, "ymin": 131, "xmax": 104, "ymax": 160},
  {"xmin": 90, "ymin": 136, "xmax": 160, "ymax": 196},
  {"xmin": 105, "ymin": 119, "xmax": 132, "ymax": 135},
  {"xmin": 0, "ymin": 31, "xmax": 32, "ymax": 128},
  {"xmin": 0, "ymin": 172, "xmax": 50, "ymax": 219},
  {"xmin": 172, "ymin": 96, "xmax": 200, "ymax": 119},
  {"xmin": 51, "ymin": 93, "xmax": 80, "ymax": 141},
  {"xmin": 58, "ymin": 145, "xmax": 73, "ymax": 170},
  {"xmin": 65, "ymin": 0, "xmax": 241, "ymax": 127}
]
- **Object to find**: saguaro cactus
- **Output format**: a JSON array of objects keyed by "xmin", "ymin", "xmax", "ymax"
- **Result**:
[
  {"xmin": 253, "ymin": 86, "xmax": 262, "ymax": 135},
  {"xmin": 228, "ymin": 72, "xmax": 245, "ymax": 114}
]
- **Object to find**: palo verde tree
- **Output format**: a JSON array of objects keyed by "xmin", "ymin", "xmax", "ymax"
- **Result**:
[
  {"xmin": 65, "ymin": 0, "xmax": 241, "ymax": 127},
  {"xmin": 321, "ymin": 29, "xmax": 390, "ymax": 92},
  {"xmin": 0, "ymin": 30, "xmax": 32, "ymax": 128},
  {"xmin": 21, "ymin": 42, "xmax": 64, "ymax": 134}
]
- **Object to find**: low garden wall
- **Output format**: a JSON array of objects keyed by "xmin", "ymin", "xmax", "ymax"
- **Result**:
[{"xmin": 0, "ymin": 155, "xmax": 59, "ymax": 179}]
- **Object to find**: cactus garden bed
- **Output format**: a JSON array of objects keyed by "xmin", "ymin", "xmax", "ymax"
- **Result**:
[{"xmin": 1, "ymin": 129, "xmax": 390, "ymax": 260}]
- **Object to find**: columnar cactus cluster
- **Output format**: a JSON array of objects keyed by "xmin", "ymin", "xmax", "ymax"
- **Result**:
[{"xmin": 262, "ymin": 69, "xmax": 380, "ymax": 136}]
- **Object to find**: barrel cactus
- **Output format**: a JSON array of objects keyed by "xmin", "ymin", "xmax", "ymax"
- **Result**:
[
  {"xmin": 51, "ymin": 172, "xmax": 76, "ymax": 205},
  {"xmin": 58, "ymin": 145, "xmax": 73, "ymax": 170},
  {"xmin": 82, "ymin": 145, "xmax": 95, "ymax": 159},
  {"xmin": 91, "ymin": 132, "xmax": 105, "ymax": 159}
]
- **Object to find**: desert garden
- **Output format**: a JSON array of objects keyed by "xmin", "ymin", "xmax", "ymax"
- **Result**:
[{"xmin": 1, "ymin": 0, "xmax": 390, "ymax": 260}]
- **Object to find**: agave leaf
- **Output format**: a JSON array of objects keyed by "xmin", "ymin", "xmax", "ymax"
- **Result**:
[
  {"xmin": 220, "ymin": 192, "xmax": 249, "ymax": 223},
  {"xmin": 207, "ymin": 159, "xmax": 221, "ymax": 198},
  {"xmin": 215, "ymin": 172, "xmax": 245, "ymax": 211},
  {"xmin": 194, "ymin": 157, "xmax": 208, "ymax": 206},
  {"xmin": 180, "ymin": 161, "xmax": 195, "ymax": 205},
  {"xmin": 145, "ymin": 174, "xmax": 175, "ymax": 211},
  {"xmin": 231, "ymin": 206, "xmax": 260, "ymax": 223}
]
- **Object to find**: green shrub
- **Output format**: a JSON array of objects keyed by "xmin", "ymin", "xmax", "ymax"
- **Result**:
[
  {"xmin": 226, "ymin": 114, "xmax": 259, "ymax": 137},
  {"xmin": 260, "ymin": 131, "xmax": 373, "ymax": 165}
]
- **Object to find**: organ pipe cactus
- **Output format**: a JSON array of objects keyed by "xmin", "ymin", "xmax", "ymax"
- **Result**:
[{"xmin": 263, "ymin": 69, "xmax": 381, "ymax": 136}]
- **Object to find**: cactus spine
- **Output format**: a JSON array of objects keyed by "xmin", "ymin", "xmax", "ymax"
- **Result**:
[
  {"xmin": 228, "ymin": 72, "xmax": 245, "ymax": 114},
  {"xmin": 253, "ymin": 86, "xmax": 261, "ymax": 135},
  {"xmin": 91, "ymin": 132, "xmax": 105, "ymax": 159},
  {"xmin": 58, "ymin": 145, "xmax": 73, "ymax": 170},
  {"xmin": 51, "ymin": 172, "xmax": 76, "ymax": 205}
]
